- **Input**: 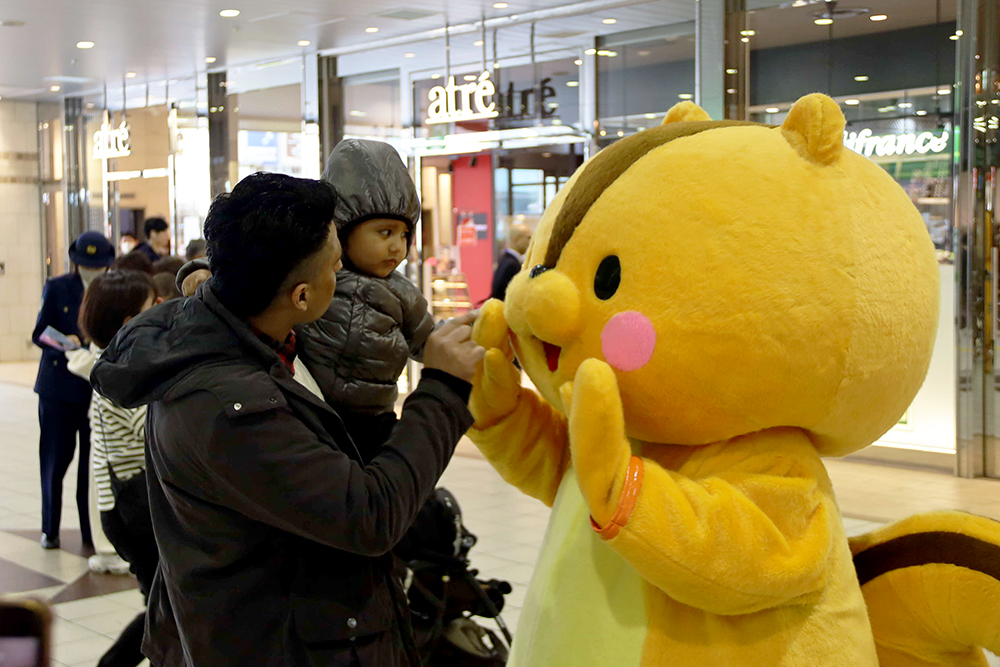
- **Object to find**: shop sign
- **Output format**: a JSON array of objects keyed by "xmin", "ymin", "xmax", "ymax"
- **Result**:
[
  {"xmin": 844, "ymin": 128, "xmax": 949, "ymax": 158},
  {"xmin": 428, "ymin": 72, "xmax": 499, "ymax": 125},
  {"xmin": 93, "ymin": 121, "xmax": 131, "ymax": 160}
]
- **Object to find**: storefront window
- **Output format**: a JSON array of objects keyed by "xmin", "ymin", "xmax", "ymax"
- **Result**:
[
  {"xmin": 743, "ymin": 0, "xmax": 958, "ymax": 460},
  {"xmin": 343, "ymin": 70, "xmax": 403, "ymax": 142}
]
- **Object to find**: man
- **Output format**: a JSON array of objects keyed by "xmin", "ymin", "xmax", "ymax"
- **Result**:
[
  {"xmin": 184, "ymin": 238, "xmax": 207, "ymax": 262},
  {"xmin": 133, "ymin": 217, "xmax": 170, "ymax": 262},
  {"xmin": 490, "ymin": 223, "xmax": 531, "ymax": 301},
  {"xmin": 92, "ymin": 173, "xmax": 484, "ymax": 666}
]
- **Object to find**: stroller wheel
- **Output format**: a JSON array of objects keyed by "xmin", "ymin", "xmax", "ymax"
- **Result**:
[{"xmin": 429, "ymin": 617, "xmax": 508, "ymax": 666}]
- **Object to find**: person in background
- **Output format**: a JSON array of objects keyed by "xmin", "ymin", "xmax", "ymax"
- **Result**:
[
  {"xmin": 152, "ymin": 273, "xmax": 182, "ymax": 301},
  {"xmin": 119, "ymin": 233, "xmax": 138, "ymax": 255},
  {"xmin": 31, "ymin": 231, "xmax": 115, "ymax": 550},
  {"xmin": 134, "ymin": 217, "xmax": 170, "ymax": 262},
  {"xmin": 113, "ymin": 251, "xmax": 154, "ymax": 275},
  {"xmin": 185, "ymin": 238, "xmax": 207, "ymax": 262},
  {"xmin": 152, "ymin": 256, "xmax": 185, "ymax": 277},
  {"xmin": 93, "ymin": 172, "xmax": 482, "ymax": 667},
  {"xmin": 490, "ymin": 223, "xmax": 531, "ymax": 302},
  {"xmin": 78, "ymin": 270, "xmax": 159, "ymax": 667}
]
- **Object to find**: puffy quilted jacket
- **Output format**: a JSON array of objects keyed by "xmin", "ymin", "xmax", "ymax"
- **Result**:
[{"xmin": 298, "ymin": 269, "xmax": 435, "ymax": 414}]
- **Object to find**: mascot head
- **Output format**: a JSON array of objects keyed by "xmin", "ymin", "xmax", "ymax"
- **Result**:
[{"xmin": 504, "ymin": 93, "xmax": 939, "ymax": 456}]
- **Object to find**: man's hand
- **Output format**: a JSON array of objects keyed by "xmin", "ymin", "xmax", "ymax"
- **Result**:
[
  {"xmin": 423, "ymin": 311, "xmax": 485, "ymax": 383},
  {"xmin": 182, "ymin": 269, "xmax": 212, "ymax": 297}
]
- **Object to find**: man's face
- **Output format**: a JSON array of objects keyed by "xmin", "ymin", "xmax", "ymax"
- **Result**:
[
  {"xmin": 150, "ymin": 227, "xmax": 171, "ymax": 253},
  {"xmin": 512, "ymin": 229, "xmax": 531, "ymax": 255},
  {"xmin": 300, "ymin": 225, "xmax": 343, "ymax": 322}
]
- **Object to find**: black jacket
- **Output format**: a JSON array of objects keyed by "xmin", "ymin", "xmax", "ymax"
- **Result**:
[
  {"xmin": 91, "ymin": 280, "xmax": 473, "ymax": 667},
  {"xmin": 32, "ymin": 272, "xmax": 91, "ymax": 403},
  {"xmin": 490, "ymin": 250, "xmax": 523, "ymax": 302}
]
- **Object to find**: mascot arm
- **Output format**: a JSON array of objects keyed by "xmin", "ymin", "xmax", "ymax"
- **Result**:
[
  {"xmin": 467, "ymin": 299, "xmax": 570, "ymax": 507},
  {"xmin": 563, "ymin": 359, "xmax": 833, "ymax": 616}
]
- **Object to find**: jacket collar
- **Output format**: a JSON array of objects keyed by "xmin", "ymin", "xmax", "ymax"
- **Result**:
[{"xmin": 198, "ymin": 280, "xmax": 337, "ymax": 419}]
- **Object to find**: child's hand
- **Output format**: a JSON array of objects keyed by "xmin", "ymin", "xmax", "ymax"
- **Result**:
[
  {"xmin": 423, "ymin": 311, "xmax": 485, "ymax": 383},
  {"xmin": 182, "ymin": 269, "xmax": 212, "ymax": 297},
  {"xmin": 469, "ymin": 300, "xmax": 522, "ymax": 428}
]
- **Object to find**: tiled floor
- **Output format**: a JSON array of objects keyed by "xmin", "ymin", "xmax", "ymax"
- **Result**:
[{"xmin": 4, "ymin": 363, "xmax": 1000, "ymax": 666}]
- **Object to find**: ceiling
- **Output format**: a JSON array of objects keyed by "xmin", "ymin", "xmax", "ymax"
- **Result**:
[{"xmin": 0, "ymin": 0, "xmax": 695, "ymax": 102}]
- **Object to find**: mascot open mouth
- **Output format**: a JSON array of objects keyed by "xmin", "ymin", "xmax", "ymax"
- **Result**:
[{"xmin": 543, "ymin": 342, "xmax": 561, "ymax": 372}]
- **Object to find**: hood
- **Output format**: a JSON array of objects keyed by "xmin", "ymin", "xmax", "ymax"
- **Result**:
[
  {"xmin": 321, "ymin": 138, "xmax": 420, "ymax": 243},
  {"xmin": 92, "ymin": 279, "xmax": 275, "ymax": 409}
]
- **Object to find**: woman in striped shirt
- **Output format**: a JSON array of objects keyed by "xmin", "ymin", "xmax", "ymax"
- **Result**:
[{"xmin": 79, "ymin": 270, "xmax": 158, "ymax": 667}]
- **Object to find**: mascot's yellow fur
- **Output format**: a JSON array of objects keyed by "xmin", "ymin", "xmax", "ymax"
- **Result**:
[{"xmin": 468, "ymin": 93, "xmax": 1000, "ymax": 666}]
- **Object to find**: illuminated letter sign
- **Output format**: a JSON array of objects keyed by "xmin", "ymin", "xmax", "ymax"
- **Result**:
[
  {"xmin": 427, "ymin": 71, "xmax": 499, "ymax": 125},
  {"xmin": 93, "ymin": 121, "xmax": 132, "ymax": 160},
  {"xmin": 843, "ymin": 128, "xmax": 949, "ymax": 157}
]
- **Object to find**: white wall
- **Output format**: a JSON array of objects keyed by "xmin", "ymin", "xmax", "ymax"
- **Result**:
[{"xmin": 0, "ymin": 100, "xmax": 43, "ymax": 362}]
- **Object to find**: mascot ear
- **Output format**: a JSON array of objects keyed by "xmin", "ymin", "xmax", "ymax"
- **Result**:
[
  {"xmin": 662, "ymin": 101, "xmax": 712, "ymax": 124},
  {"xmin": 781, "ymin": 93, "xmax": 845, "ymax": 165}
]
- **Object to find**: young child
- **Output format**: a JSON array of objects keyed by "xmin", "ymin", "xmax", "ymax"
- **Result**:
[
  {"xmin": 177, "ymin": 140, "xmax": 434, "ymax": 461},
  {"xmin": 79, "ymin": 270, "xmax": 160, "ymax": 667}
]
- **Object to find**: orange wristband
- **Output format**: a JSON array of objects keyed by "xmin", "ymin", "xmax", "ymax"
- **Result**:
[{"xmin": 590, "ymin": 456, "xmax": 645, "ymax": 540}]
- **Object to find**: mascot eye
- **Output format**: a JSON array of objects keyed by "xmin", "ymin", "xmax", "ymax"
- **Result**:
[{"xmin": 594, "ymin": 255, "xmax": 621, "ymax": 300}]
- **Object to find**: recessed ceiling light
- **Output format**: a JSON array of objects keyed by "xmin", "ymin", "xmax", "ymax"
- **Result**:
[
  {"xmin": 298, "ymin": 40, "xmax": 311, "ymax": 46},
  {"xmin": 463, "ymin": 74, "xmax": 477, "ymax": 81},
  {"xmin": 220, "ymin": 9, "xmax": 240, "ymax": 17},
  {"xmin": 938, "ymin": 87, "xmax": 952, "ymax": 95},
  {"xmin": 765, "ymin": 107, "xmax": 780, "ymax": 113},
  {"xmin": 404, "ymin": 52, "xmax": 416, "ymax": 58},
  {"xmin": 792, "ymin": 0, "xmax": 807, "ymax": 5},
  {"xmin": 206, "ymin": 56, "xmax": 217, "ymax": 63},
  {"xmin": 878, "ymin": 106, "xmax": 896, "ymax": 113},
  {"xmin": 950, "ymin": 34, "xmax": 960, "ymax": 40},
  {"xmin": 584, "ymin": 48, "xmax": 597, "ymax": 55},
  {"xmin": 349, "ymin": 110, "xmax": 367, "ymax": 117},
  {"xmin": 493, "ymin": 2, "xmax": 508, "ymax": 7},
  {"xmin": 574, "ymin": 59, "xmax": 582, "ymax": 65},
  {"xmin": 844, "ymin": 99, "xmax": 860, "ymax": 105},
  {"xmin": 637, "ymin": 50, "xmax": 651, "ymax": 56},
  {"xmin": 916, "ymin": 110, "xmax": 928, "ymax": 116},
  {"xmin": 473, "ymin": 40, "xmax": 484, "ymax": 46},
  {"xmin": 602, "ymin": 18, "xmax": 617, "ymax": 24},
  {"xmin": 678, "ymin": 93, "xmax": 693, "ymax": 100},
  {"xmin": 955, "ymin": 30, "xmax": 964, "ymax": 36},
  {"xmin": 49, "ymin": 85, "xmax": 61, "ymax": 92},
  {"xmin": 599, "ymin": 130, "xmax": 606, "ymax": 136},
  {"xmin": 431, "ymin": 73, "xmax": 441, "ymax": 79},
  {"xmin": 644, "ymin": 113, "xmax": 656, "ymax": 119},
  {"xmin": 727, "ymin": 88, "xmax": 737, "ymax": 94},
  {"xmin": 726, "ymin": 68, "xmax": 738, "ymax": 74},
  {"xmin": 741, "ymin": 37, "xmax": 749, "ymax": 42},
  {"xmin": 814, "ymin": 17, "xmax": 833, "ymax": 25},
  {"xmin": 854, "ymin": 75, "xmax": 869, "ymax": 82},
  {"xmin": 365, "ymin": 26, "xmax": 379, "ymax": 33},
  {"xmin": 566, "ymin": 81, "xmax": 580, "ymax": 87},
  {"xmin": 740, "ymin": 30, "xmax": 755, "ymax": 36},
  {"xmin": 617, "ymin": 130, "xmax": 625, "ymax": 137},
  {"xmin": 869, "ymin": 14, "xmax": 887, "ymax": 21},
  {"xmin": 76, "ymin": 41, "xmax": 95, "ymax": 49},
  {"xmin": 126, "ymin": 72, "xmax": 137, "ymax": 79},
  {"xmin": 898, "ymin": 102, "xmax": 913, "ymax": 108}
]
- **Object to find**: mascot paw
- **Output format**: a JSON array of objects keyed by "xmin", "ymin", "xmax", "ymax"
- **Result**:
[
  {"xmin": 563, "ymin": 359, "xmax": 634, "ymax": 527},
  {"xmin": 470, "ymin": 300, "xmax": 522, "ymax": 428}
]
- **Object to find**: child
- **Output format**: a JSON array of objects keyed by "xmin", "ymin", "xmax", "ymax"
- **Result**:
[
  {"xmin": 178, "ymin": 140, "xmax": 434, "ymax": 460},
  {"xmin": 299, "ymin": 138, "xmax": 434, "ymax": 458},
  {"xmin": 79, "ymin": 270, "xmax": 159, "ymax": 667}
]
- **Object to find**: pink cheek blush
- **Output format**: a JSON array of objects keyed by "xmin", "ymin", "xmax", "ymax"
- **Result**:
[{"xmin": 601, "ymin": 311, "xmax": 657, "ymax": 372}]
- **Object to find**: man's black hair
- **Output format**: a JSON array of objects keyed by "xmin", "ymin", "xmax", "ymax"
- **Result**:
[
  {"xmin": 204, "ymin": 172, "xmax": 337, "ymax": 318},
  {"xmin": 144, "ymin": 216, "xmax": 169, "ymax": 238},
  {"xmin": 185, "ymin": 238, "xmax": 207, "ymax": 262}
]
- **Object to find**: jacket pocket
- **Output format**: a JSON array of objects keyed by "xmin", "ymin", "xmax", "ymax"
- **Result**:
[{"xmin": 290, "ymin": 562, "xmax": 394, "ymax": 642}]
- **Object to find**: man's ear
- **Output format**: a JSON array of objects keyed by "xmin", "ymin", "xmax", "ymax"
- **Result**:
[{"xmin": 290, "ymin": 283, "xmax": 310, "ymax": 312}]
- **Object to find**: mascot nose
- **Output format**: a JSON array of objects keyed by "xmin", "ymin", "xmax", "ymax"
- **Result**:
[
  {"xmin": 529, "ymin": 265, "xmax": 550, "ymax": 279},
  {"xmin": 506, "ymin": 267, "xmax": 582, "ymax": 346}
]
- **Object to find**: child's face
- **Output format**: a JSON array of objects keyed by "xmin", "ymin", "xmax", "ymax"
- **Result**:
[{"xmin": 345, "ymin": 218, "xmax": 410, "ymax": 278}]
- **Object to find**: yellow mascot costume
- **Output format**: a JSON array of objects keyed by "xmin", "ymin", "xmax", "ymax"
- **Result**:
[{"xmin": 468, "ymin": 93, "xmax": 1000, "ymax": 666}]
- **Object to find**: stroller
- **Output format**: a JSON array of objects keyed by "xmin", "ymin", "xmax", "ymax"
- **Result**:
[{"xmin": 396, "ymin": 489, "xmax": 514, "ymax": 667}]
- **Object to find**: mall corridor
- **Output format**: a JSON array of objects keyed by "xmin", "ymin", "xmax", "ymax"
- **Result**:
[{"xmin": 3, "ymin": 360, "xmax": 1000, "ymax": 666}]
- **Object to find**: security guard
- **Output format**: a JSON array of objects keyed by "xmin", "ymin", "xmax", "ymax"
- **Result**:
[{"xmin": 32, "ymin": 231, "xmax": 115, "ymax": 549}]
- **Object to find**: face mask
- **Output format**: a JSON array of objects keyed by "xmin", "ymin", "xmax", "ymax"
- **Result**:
[{"xmin": 79, "ymin": 266, "xmax": 107, "ymax": 288}]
